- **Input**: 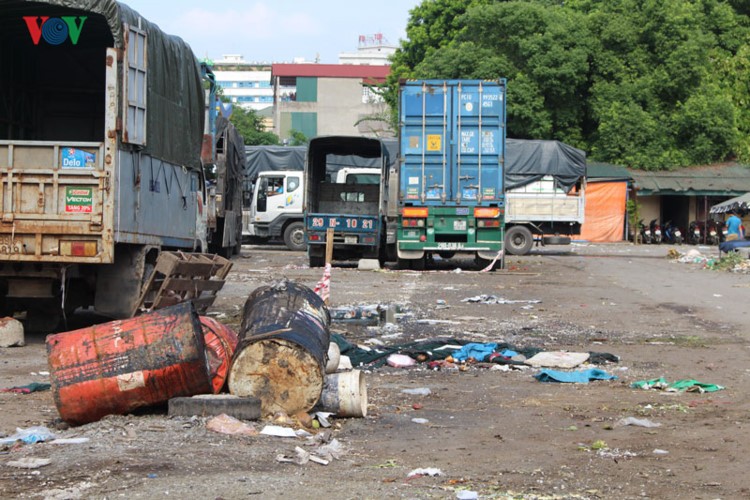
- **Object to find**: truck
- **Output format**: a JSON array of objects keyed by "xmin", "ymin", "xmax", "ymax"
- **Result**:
[
  {"xmin": 242, "ymin": 146, "xmax": 306, "ymax": 251},
  {"xmin": 0, "ymin": 0, "xmax": 242, "ymax": 328},
  {"xmin": 304, "ymin": 136, "xmax": 396, "ymax": 267},
  {"xmin": 395, "ymin": 79, "xmax": 507, "ymax": 270},
  {"xmin": 503, "ymin": 139, "xmax": 586, "ymax": 255}
]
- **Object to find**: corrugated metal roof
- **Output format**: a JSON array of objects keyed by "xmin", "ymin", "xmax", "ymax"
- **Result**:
[
  {"xmin": 271, "ymin": 63, "xmax": 390, "ymax": 82},
  {"xmin": 587, "ymin": 162, "xmax": 632, "ymax": 181},
  {"xmin": 628, "ymin": 163, "xmax": 750, "ymax": 196}
]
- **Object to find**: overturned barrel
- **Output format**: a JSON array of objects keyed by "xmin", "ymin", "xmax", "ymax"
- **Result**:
[
  {"xmin": 200, "ymin": 316, "xmax": 239, "ymax": 394},
  {"xmin": 228, "ymin": 281, "xmax": 330, "ymax": 417},
  {"xmin": 47, "ymin": 302, "xmax": 212, "ymax": 426}
]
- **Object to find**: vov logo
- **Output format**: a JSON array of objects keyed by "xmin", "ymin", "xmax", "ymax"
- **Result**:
[{"xmin": 23, "ymin": 16, "xmax": 87, "ymax": 46}]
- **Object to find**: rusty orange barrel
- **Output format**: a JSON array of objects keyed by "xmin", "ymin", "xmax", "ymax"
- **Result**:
[
  {"xmin": 47, "ymin": 302, "xmax": 212, "ymax": 426},
  {"xmin": 200, "ymin": 316, "xmax": 239, "ymax": 394}
]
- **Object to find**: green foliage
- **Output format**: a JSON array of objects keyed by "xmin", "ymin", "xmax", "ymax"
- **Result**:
[
  {"xmin": 388, "ymin": 0, "xmax": 750, "ymax": 169},
  {"xmin": 229, "ymin": 106, "xmax": 280, "ymax": 146},
  {"xmin": 287, "ymin": 129, "xmax": 308, "ymax": 146}
]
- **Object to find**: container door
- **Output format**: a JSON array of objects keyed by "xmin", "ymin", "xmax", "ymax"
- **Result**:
[
  {"xmin": 452, "ymin": 81, "xmax": 505, "ymax": 205},
  {"xmin": 400, "ymin": 82, "xmax": 452, "ymax": 204}
]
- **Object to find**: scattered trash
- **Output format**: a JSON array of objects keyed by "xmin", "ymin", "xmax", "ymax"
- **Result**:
[
  {"xmin": 451, "ymin": 343, "xmax": 499, "ymax": 362},
  {"xmin": 0, "ymin": 426, "xmax": 56, "ymax": 445},
  {"xmin": 387, "ymin": 354, "xmax": 416, "ymax": 368},
  {"xmin": 456, "ymin": 491, "xmax": 479, "ymax": 500},
  {"xmin": 314, "ymin": 412, "xmax": 333, "ymax": 428},
  {"xmin": 534, "ymin": 369, "xmax": 618, "ymax": 384},
  {"xmin": 462, "ymin": 294, "xmax": 541, "ymax": 305},
  {"xmin": 260, "ymin": 425, "xmax": 299, "ymax": 438},
  {"xmin": 402, "ymin": 388, "xmax": 431, "ymax": 396},
  {"xmin": 6, "ymin": 458, "xmax": 51, "ymax": 469},
  {"xmin": 329, "ymin": 304, "xmax": 381, "ymax": 324},
  {"xmin": 407, "ymin": 467, "xmax": 444, "ymax": 478},
  {"xmin": 49, "ymin": 437, "xmax": 90, "ymax": 445},
  {"xmin": 0, "ymin": 382, "xmax": 51, "ymax": 394},
  {"xmin": 206, "ymin": 414, "xmax": 258, "ymax": 436},
  {"xmin": 653, "ymin": 449, "xmax": 669, "ymax": 455},
  {"xmin": 411, "ymin": 418, "xmax": 429, "ymax": 425},
  {"xmin": 0, "ymin": 316, "xmax": 25, "ymax": 347},
  {"xmin": 631, "ymin": 377, "xmax": 725, "ymax": 393},
  {"xmin": 615, "ymin": 417, "xmax": 661, "ymax": 428},
  {"xmin": 526, "ymin": 351, "xmax": 590, "ymax": 369},
  {"xmin": 315, "ymin": 370, "xmax": 368, "ymax": 417},
  {"xmin": 276, "ymin": 446, "xmax": 330, "ymax": 466}
]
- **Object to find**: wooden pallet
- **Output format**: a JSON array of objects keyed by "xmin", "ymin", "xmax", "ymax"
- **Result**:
[{"xmin": 134, "ymin": 251, "xmax": 233, "ymax": 316}]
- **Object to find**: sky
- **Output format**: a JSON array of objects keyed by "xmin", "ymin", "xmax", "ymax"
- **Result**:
[{"xmin": 121, "ymin": 0, "xmax": 422, "ymax": 64}]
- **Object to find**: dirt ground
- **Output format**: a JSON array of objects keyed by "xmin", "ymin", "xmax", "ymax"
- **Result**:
[{"xmin": 1, "ymin": 242, "xmax": 749, "ymax": 499}]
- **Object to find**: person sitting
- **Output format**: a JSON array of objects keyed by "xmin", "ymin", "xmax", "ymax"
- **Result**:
[{"xmin": 725, "ymin": 210, "xmax": 743, "ymax": 241}]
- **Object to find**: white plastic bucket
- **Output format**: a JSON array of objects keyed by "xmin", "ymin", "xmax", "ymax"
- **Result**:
[{"xmin": 316, "ymin": 370, "xmax": 367, "ymax": 418}]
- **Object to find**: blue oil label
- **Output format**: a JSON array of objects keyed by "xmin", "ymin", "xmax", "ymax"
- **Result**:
[{"xmin": 61, "ymin": 148, "xmax": 95, "ymax": 169}]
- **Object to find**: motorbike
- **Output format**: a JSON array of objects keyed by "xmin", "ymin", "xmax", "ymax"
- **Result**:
[
  {"xmin": 717, "ymin": 220, "xmax": 727, "ymax": 243},
  {"xmin": 705, "ymin": 219, "xmax": 720, "ymax": 245},
  {"xmin": 649, "ymin": 219, "xmax": 662, "ymax": 244},
  {"xmin": 638, "ymin": 219, "xmax": 652, "ymax": 244},
  {"xmin": 663, "ymin": 220, "xmax": 683, "ymax": 244},
  {"xmin": 687, "ymin": 220, "xmax": 702, "ymax": 245}
]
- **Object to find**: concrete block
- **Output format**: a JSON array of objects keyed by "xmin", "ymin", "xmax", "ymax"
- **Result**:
[
  {"xmin": 0, "ymin": 317, "xmax": 25, "ymax": 347},
  {"xmin": 358, "ymin": 259, "xmax": 381, "ymax": 271},
  {"xmin": 168, "ymin": 394, "xmax": 261, "ymax": 421}
]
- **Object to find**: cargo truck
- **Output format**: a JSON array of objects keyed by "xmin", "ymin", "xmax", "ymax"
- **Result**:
[
  {"xmin": 242, "ymin": 146, "xmax": 306, "ymax": 250},
  {"xmin": 0, "ymin": 0, "xmax": 242, "ymax": 327},
  {"xmin": 304, "ymin": 136, "xmax": 394, "ymax": 267},
  {"xmin": 395, "ymin": 79, "xmax": 507, "ymax": 270},
  {"xmin": 503, "ymin": 139, "xmax": 586, "ymax": 255}
]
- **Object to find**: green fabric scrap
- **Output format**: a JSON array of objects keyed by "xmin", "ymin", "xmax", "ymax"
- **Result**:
[{"xmin": 631, "ymin": 377, "xmax": 724, "ymax": 393}]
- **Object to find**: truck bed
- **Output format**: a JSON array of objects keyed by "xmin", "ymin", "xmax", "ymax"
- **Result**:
[{"xmin": 315, "ymin": 183, "xmax": 380, "ymax": 216}]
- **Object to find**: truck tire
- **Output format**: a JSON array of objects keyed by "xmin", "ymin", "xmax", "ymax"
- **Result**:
[
  {"xmin": 542, "ymin": 236, "xmax": 571, "ymax": 246},
  {"xmin": 283, "ymin": 222, "xmax": 306, "ymax": 251},
  {"xmin": 505, "ymin": 226, "xmax": 534, "ymax": 256}
]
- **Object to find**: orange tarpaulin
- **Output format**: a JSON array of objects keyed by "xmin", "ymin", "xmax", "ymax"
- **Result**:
[{"xmin": 578, "ymin": 181, "xmax": 627, "ymax": 242}]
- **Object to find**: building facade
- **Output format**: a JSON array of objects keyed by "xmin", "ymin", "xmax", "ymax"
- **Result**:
[
  {"xmin": 270, "ymin": 63, "xmax": 393, "ymax": 142},
  {"xmin": 211, "ymin": 55, "xmax": 273, "ymax": 113}
]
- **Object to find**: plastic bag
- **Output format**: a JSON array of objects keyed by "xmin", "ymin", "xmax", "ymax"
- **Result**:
[{"xmin": 0, "ymin": 426, "xmax": 56, "ymax": 445}]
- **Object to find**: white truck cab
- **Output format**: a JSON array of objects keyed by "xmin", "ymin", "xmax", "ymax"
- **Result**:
[{"xmin": 246, "ymin": 170, "xmax": 306, "ymax": 251}]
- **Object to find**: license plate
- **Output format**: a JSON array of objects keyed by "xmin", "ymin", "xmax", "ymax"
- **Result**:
[
  {"xmin": 453, "ymin": 220, "xmax": 467, "ymax": 230},
  {"xmin": 345, "ymin": 236, "xmax": 357, "ymax": 244}
]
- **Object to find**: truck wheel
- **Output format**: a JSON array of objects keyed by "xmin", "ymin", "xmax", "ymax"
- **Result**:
[
  {"xmin": 505, "ymin": 226, "xmax": 534, "ymax": 256},
  {"xmin": 542, "ymin": 236, "xmax": 571, "ymax": 246},
  {"xmin": 397, "ymin": 258, "xmax": 412, "ymax": 270},
  {"xmin": 283, "ymin": 222, "xmax": 306, "ymax": 251}
]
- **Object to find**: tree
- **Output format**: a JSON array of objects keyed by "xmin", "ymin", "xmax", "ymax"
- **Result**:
[
  {"xmin": 388, "ymin": 0, "xmax": 750, "ymax": 169},
  {"xmin": 228, "ymin": 106, "xmax": 280, "ymax": 146}
]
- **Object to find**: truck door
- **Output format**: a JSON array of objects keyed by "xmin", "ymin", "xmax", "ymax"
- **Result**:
[
  {"xmin": 253, "ymin": 174, "xmax": 301, "ymax": 224},
  {"xmin": 400, "ymin": 82, "xmax": 451, "ymax": 204},
  {"xmin": 452, "ymin": 82, "xmax": 505, "ymax": 204}
]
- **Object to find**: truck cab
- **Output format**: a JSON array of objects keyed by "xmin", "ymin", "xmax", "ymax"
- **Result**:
[{"xmin": 246, "ymin": 171, "xmax": 306, "ymax": 251}]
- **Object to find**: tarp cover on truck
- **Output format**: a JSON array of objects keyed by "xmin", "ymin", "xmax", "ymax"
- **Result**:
[
  {"xmin": 506, "ymin": 139, "xmax": 586, "ymax": 193},
  {"xmin": 3, "ymin": 0, "xmax": 204, "ymax": 170},
  {"xmin": 244, "ymin": 146, "xmax": 307, "ymax": 182},
  {"xmin": 245, "ymin": 139, "xmax": 398, "ymax": 181}
]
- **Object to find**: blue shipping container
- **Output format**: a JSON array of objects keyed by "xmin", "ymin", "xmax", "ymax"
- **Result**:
[{"xmin": 399, "ymin": 80, "xmax": 506, "ymax": 206}]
